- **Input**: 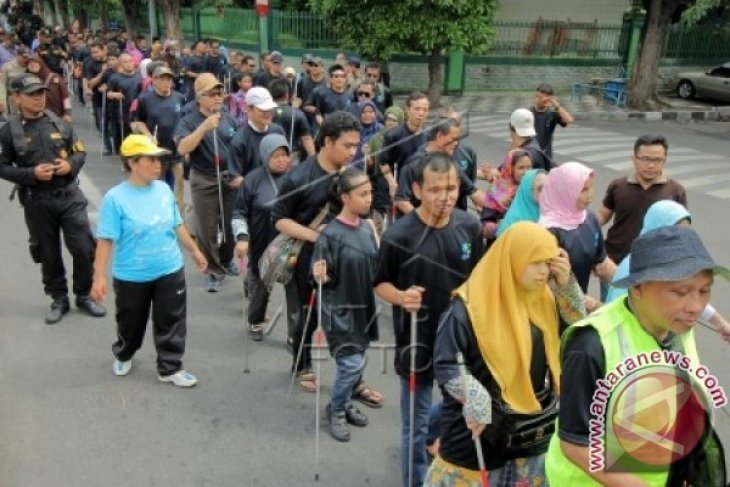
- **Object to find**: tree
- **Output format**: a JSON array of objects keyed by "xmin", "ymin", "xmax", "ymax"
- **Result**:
[
  {"xmin": 310, "ymin": 0, "xmax": 497, "ymax": 108},
  {"xmin": 627, "ymin": 0, "xmax": 681, "ymax": 110},
  {"xmin": 121, "ymin": 0, "xmax": 143, "ymax": 39},
  {"xmin": 159, "ymin": 0, "xmax": 182, "ymax": 40}
]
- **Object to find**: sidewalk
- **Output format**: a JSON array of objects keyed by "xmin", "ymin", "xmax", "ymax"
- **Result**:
[{"xmin": 394, "ymin": 91, "xmax": 730, "ymax": 122}]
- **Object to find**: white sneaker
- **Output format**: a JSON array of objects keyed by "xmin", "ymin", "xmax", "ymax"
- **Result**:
[
  {"xmin": 113, "ymin": 359, "xmax": 132, "ymax": 376},
  {"xmin": 158, "ymin": 370, "xmax": 198, "ymax": 388}
]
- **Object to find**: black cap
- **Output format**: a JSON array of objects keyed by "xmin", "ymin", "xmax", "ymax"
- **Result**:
[{"xmin": 9, "ymin": 74, "xmax": 48, "ymax": 94}]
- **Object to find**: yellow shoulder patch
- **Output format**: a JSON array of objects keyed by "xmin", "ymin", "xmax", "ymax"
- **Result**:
[
  {"xmin": 73, "ymin": 141, "xmax": 85, "ymax": 152},
  {"xmin": 50, "ymin": 132, "xmax": 63, "ymax": 140}
]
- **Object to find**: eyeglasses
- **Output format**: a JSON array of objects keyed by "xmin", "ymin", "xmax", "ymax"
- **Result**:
[
  {"xmin": 247, "ymin": 63, "xmax": 256, "ymax": 68},
  {"xmin": 331, "ymin": 73, "xmax": 346, "ymax": 78},
  {"xmin": 204, "ymin": 90, "xmax": 223, "ymax": 98},
  {"xmin": 635, "ymin": 155, "xmax": 666, "ymax": 165},
  {"xmin": 357, "ymin": 91, "xmax": 372, "ymax": 98}
]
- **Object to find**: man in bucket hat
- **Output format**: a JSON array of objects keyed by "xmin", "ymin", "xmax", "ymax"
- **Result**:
[{"xmin": 546, "ymin": 225, "xmax": 728, "ymax": 486}]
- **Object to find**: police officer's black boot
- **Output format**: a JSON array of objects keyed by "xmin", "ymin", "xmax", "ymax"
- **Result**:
[
  {"xmin": 75, "ymin": 295, "xmax": 107, "ymax": 318},
  {"xmin": 45, "ymin": 297, "xmax": 70, "ymax": 325}
]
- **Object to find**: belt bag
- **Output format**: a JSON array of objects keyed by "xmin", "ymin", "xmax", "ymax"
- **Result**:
[
  {"xmin": 259, "ymin": 203, "xmax": 329, "ymax": 288},
  {"xmin": 485, "ymin": 393, "xmax": 558, "ymax": 461}
]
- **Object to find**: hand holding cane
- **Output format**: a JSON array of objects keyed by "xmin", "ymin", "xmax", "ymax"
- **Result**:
[{"xmin": 456, "ymin": 352, "xmax": 490, "ymax": 487}]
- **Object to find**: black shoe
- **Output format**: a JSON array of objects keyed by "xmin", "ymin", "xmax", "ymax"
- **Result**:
[
  {"xmin": 326, "ymin": 404, "xmax": 351, "ymax": 442},
  {"xmin": 76, "ymin": 296, "xmax": 106, "ymax": 318},
  {"xmin": 45, "ymin": 298, "xmax": 70, "ymax": 325},
  {"xmin": 248, "ymin": 323, "xmax": 264, "ymax": 341},
  {"xmin": 345, "ymin": 404, "xmax": 369, "ymax": 427}
]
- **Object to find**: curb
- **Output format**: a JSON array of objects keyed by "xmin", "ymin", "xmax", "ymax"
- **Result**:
[{"xmin": 573, "ymin": 106, "xmax": 730, "ymax": 122}]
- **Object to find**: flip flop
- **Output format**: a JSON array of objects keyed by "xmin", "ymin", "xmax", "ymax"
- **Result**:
[{"xmin": 296, "ymin": 371, "xmax": 319, "ymax": 393}]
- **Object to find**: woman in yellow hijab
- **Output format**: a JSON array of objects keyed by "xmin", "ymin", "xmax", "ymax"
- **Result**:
[{"xmin": 424, "ymin": 222, "xmax": 585, "ymax": 487}]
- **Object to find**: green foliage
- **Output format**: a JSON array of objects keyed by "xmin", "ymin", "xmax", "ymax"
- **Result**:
[
  {"xmin": 309, "ymin": 0, "xmax": 497, "ymax": 60},
  {"xmin": 681, "ymin": 0, "xmax": 730, "ymax": 25}
]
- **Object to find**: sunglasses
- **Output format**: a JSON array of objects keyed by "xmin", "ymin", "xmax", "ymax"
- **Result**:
[{"xmin": 357, "ymin": 91, "xmax": 371, "ymax": 98}]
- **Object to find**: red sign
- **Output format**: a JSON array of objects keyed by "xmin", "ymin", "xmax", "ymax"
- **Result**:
[{"xmin": 256, "ymin": 0, "xmax": 269, "ymax": 17}]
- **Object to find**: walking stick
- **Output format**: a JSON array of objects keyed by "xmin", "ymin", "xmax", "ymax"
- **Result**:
[
  {"xmin": 314, "ymin": 277, "xmax": 324, "ymax": 482},
  {"xmin": 456, "ymin": 352, "xmax": 490, "ymax": 487},
  {"xmin": 118, "ymin": 100, "xmax": 125, "ymax": 143},
  {"xmin": 287, "ymin": 289, "xmax": 317, "ymax": 401},
  {"xmin": 212, "ymin": 124, "xmax": 227, "ymax": 244},
  {"xmin": 289, "ymin": 73, "xmax": 299, "ymax": 152},
  {"xmin": 242, "ymin": 257, "xmax": 250, "ymax": 374},
  {"xmin": 100, "ymin": 91, "xmax": 106, "ymax": 159},
  {"xmin": 391, "ymin": 162, "xmax": 399, "ymax": 225},
  {"xmin": 407, "ymin": 309, "xmax": 417, "ymax": 487}
]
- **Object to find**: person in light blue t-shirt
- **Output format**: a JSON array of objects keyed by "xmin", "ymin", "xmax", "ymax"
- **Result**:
[{"xmin": 91, "ymin": 135, "xmax": 207, "ymax": 388}]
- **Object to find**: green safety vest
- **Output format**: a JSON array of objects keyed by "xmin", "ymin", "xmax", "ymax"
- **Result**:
[{"xmin": 545, "ymin": 298, "xmax": 699, "ymax": 487}]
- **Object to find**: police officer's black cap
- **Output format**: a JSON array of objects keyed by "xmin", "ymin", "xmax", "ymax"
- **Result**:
[{"xmin": 10, "ymin": 74, "xmax": 49, "ymax": 94}]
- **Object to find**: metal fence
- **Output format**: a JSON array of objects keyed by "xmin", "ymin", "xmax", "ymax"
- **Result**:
[
  {"xmin": 488, "ymin": 20, "xmax": 625, "ymax": 59},
  {"xmin": 270, "ymin": 10, "xmax": 339, "ymax": 50}
]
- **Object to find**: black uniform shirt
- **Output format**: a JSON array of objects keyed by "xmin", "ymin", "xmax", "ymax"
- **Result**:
[
  {"xmin": 378, "ymin": 124, "xmax": 425, "ymax": 172},
  {"xmin": 228, "ymin": 122, "xmax": 285, "ymax": 179},
  {"xmin": 174, "ymin": 108, "xmax": 238, "ymax": 177},
  {"xmin": 0, "ymin": 114, "xmax": 85, "ymax": 189},
  {"xmin": 271, "ymin": 104, "xmax": 311, "ymax": 154},
  {"xmin": 314, "ymin": 88, "xmax": 351, "ymax": 118},
  {"xmin": 83, "ymin": 58, "xmax": 105, "ymax": 107},
  {"xmin": 134, "ymin": 90, "xmax": 186, "ymax": 157},
  {"xmin": 107, "ymin": 71, "xmax": 142, "ymax": 123}
]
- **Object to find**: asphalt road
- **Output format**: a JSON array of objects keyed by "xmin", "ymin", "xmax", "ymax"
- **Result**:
[{"xmin": 1, "ymin": 105, "xmax": 730, "ymax": 487}]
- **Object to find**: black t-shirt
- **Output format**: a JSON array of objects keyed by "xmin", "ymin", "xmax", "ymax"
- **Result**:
[
  {"xmin": 173, "ymin": 108, "xmax": 239, "ymax": 177},
  {"xmin": 228, "ymin": 123, "xmax": 286, "ymax": 179},
  {"xmin": 314, "ymin": 88, "xmax": 351, "ymax": 118},
  {"xmin": 378, "ymin": 124, "xmax": 425, "ymax": 172},
  {"xmin": 549, "ymin": 211, "xmax": 606, "ymax": 293},
  {"xmin": 271, "ymin": 104, "xmax": 311, "ymax": 154},
  {"xmin": 558, "ymin": 300, "xmax": 683, "ymax": 446},
  {"xmin": 134, "ymin": 90, "xmax": 186, "ymax": 159},
  {"xmin": 299, "ymin": 76, "xmax": 326, "ymax": 104},
  {"xmin": 107, "ymin": 72, "xmax": 142, "ymax": 123},
  {"xmin": 82, "ymin": 58, "xmax": 105, "ymax": 107},
  {"xmin": 206, "ymin": 55, "xmax": 227, "ymax": 79},
  {"xmin": 253, "ymin": 69, "xmax": 282, "ymax": 89},
  {"xmin": 395, "ymin": 149, "xmax": 477, "ymax": 212},
  {"xmin": 531, "ymin": 107, "xmax": 566, "ymax": 160},
  {"xmin": 520, "ymin": 137, "xmax": 553, "ymax": 172},
  {"xmin": 232, "ymin": 166, "xmax": 284, "ymax": 272},
  {"xmin": 373, "ymin": 209, "xmax": 484, "ymax": 378}
]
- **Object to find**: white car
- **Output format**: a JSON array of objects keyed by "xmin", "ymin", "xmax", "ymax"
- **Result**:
[{"xmin": 675, "ymin": 63, "xmax": 730, "ymax": 102}]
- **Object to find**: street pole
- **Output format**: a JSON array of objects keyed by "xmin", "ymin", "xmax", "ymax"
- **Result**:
[{"xmin": 148, "ymin": 0, "xmax": 158, "ymax": 39}]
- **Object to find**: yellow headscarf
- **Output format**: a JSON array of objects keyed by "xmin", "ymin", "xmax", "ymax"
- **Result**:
[{"xmin": 454, "ymin": 221, "xmax": 562, "ymax": 414}]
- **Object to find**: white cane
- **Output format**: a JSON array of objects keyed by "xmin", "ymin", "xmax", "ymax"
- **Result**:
[
  {"xmin": 118, "ymin": 99, "xmax": 124, "ymax": 144},
  {"xmin": 289, "ymin": 73, "xmax": 299, "ymax": 152},
  {"xmin": 242, "ymin": 257, "xmax": 250, "ymax": 374},
  {"xmin": 212, "ymin": 119, "xmax": 226, "ymax": 244},
  {"xmin": 313, "ymin": 276, "xmax": 324, "ymax": 482},
  {"xmin": 407, "ymin": 309, "xmax": 417, "ymax": 487},
  {"xmin": 456, "ymin": 352, "xmax": 489, "ymax": 487},
  {"xmin": 100, "ymin": 91, "xmax": 106, "ymax": 159}
]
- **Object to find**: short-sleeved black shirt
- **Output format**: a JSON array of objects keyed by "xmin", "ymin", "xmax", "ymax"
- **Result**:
[
  {"xmin": 378, "ymin": 124, "xmax": 425, "ymax": 172},
  {"xmin": 82, "ymin": 58, "xmax": 105, "ymax": 107},
  {"xmin": 272, "ymin": 104, "xmax": 311, "ymax": 154},
  {"xmin": 173, "ymin": 108, "xmax": 239, "ymax": 177},
  {"xmin": 227, "ymin": 123, "xmax": 286, "ymax": 179},
  {"xmin": 549, "ymin": 210, "xmax": 606, "ymax": 293},
  {"xmin": 373, "ymin": 209, "xmax": 484, "ymax": 378},
  {"xmin": 107, "ymin": 72, "xmax": 142, "ymax": 123},
  {"xmin": 531, "ymin": 107, "xmax": 567, "ymax": 160},
  {"xmin": 134, "ymin": 90, "xmax": 186, "ymax": 159},
  {"xmin": 314, "ymin": 88, "xmax": 352, "ymax": 118}
]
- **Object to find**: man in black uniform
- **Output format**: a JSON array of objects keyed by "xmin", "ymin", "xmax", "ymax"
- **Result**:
[
  {"xmin": 269, "ymin": 78, "xmax": 315, "ymax": 165},
  {"xmin": 36, "ymin": 27, "xmax": 67, "ymax": 76},
  {"xmin": 0, "ymin": 74, "xmax": 106, "ymax": 324}
]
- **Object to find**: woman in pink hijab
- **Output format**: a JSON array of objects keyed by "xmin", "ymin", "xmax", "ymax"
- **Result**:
[{"xmin": 539, "ymin": 162, "xmax": 615, "ymax": 310}]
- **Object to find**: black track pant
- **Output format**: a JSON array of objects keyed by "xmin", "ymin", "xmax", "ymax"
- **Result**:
[
  {"xmin": 291, "ymin": 246, "xmax": 316, "ymax": 373},
  {"xmin": 112, "ymin": 268, "xmax": 187, "ymax": 376}
]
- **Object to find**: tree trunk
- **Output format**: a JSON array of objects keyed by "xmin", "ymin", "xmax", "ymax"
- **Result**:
[
  {"xmin": 426, "ymin": 48, "xmax": 443, "ymax": 110},
  {"xmin": 48, "ymin": 0, "xmax": 59, "ymax": 27},
  {"xmin": 59, "ymin": 0, "xmax": 69, "ymax": 29},
  {"xmin": 99, "ymin": 0, "xmax": 109, "ymax": 32},
  {"xmin": 121, "ymin": 0, "xmax": 142, "ymax": 40},
  {"xmin": 627, "ymin": 0, "xmax": 676, "ymax": 110},
  {"xmin": 159, "ymin": 0, "xmax": 182, "ymax": 40}
]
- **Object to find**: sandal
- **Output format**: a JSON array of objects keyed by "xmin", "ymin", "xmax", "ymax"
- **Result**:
[
  {"xmin": 352, "ymin": 382, "xmax": 384, "ymax": 408},
  {"xmin": 296, "ymin": 370, "xmax": 319, "ymax": 393}
]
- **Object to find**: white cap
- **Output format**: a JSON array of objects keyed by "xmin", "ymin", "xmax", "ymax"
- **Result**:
[
  {"xmin": 509, "ymin": 108, "xmax": 536, "ymax": 137},
  {"xmin": 245, "ymin": 86, "xmax": 278, "ymax": 111}
]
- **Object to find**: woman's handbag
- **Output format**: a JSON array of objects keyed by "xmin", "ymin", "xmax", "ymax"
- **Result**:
[
  {"xmin": 259, "ymin": 203, "xmax": 329, "ymax": 288},
  {"xmin": 485, "ymin": 390, "xmax": 559, "ymax": 462}
]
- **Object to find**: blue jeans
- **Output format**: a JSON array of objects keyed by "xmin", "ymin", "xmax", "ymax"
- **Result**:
[
  {"xmin": 426, "ymin": 400, "xmax": 443, "ymax": 446},
  {"xmin": 400, "ymin": 377, "xmax": 433, "ymax": 487},
  {"xmin": 330, "ymin": 352, "xmax": 366, "ymax": 412}
]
